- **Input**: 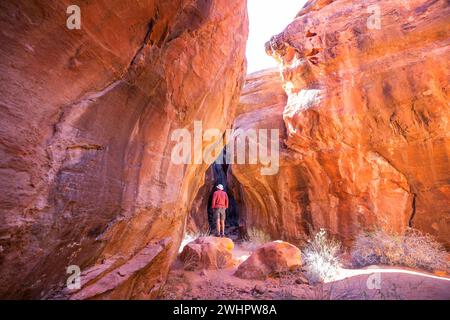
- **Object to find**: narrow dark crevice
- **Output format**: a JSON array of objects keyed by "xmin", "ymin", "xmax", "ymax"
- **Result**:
[
  {"xmin": 186, "ymin": 148, "xmax": 242, "ymax": 238},
  {"xmin": 206, "ymin": 152, "xmax": 240, "ymax": 236},
  {"xmin": 127, "ymin": 18, "xmax": 156, "ymax": 70},
  {"xmin": 408, "ymin": 192, "xmax": 417, "ymax": 227}
]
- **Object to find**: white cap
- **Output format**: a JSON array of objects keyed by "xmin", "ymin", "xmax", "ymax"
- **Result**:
[{"xmin": 216, "ymin": 184, "xmax": 224, "ymax": 190}]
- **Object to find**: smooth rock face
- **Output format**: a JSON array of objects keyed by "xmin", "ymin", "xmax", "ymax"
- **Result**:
[
  {"xmin": 229, "ymin": 69, "xmax": 302, "ymax": 242},
  {"xmin": 0, "ymin": 0, "xmax": 248, "ymax": 299},
  {"xmin": 232, "ymin": 0, "xmax": 450, "ymax": 246},
  {"xmin": 187, "ymin": 166, "xmax": 216, "ymax": 234},
  {"xmin": 235, "ymin": 241, "xmax": 302, "ymax": 279},
  {"xmin": 179, "ymin": 236, "xmax": 234, "ymax": 270}
]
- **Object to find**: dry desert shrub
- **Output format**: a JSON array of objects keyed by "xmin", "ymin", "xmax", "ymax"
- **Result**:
[
  {"xmin": 179, "ymin": 231, "xmax": 210, "ymax": 253},
  {"xmin": 351, "ymin": 228, "xmax": 448, "ymax": 271},
  {"xmin": 181, "ymin": 250, "xmax": 200, "ymax": 271},
  {"xmin": 216, "ymin": 250, "xmax": 231, "ymax": 269},
  {"xmin": 302, "ymin": 228, "xmax": 342, "ymax": 284}
]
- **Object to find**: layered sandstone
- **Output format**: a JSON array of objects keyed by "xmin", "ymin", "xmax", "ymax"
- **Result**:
[
  {"xmin": 0, "ymin": 0, "xmax": 248, "ymax": 299},
  {"xmin": 228, "ymin": 69, "xmax": 303, "ymax": 242},
  {"xmin": 232, "ymin": 0, "xmax": 449, "ymax": 246},
  {"xmin": 186, "ymin": 165, "xmax": 216, "ymax": 234}
]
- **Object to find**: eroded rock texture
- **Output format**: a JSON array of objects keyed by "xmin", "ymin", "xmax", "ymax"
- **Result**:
[
  {"xmin": 186, "ymin": 165, "xmax": 216, "ymax": 234},
  {"xmin": 232, "ymin": 0, "xmax": 449, "ymax": 246},
  {"xmin": 229, "ymin": 69, "xmax": 303, "ymax": 242},
  {"xmin": 235, "ymin": 241, "xmax": 302, "ymax": 280},
  {"xmin": 0, "ymin": 0, "xmax": 248, "ymax": 299},
  {"xmin": 179, "ymin": 236, "xmax": 234, "ymax": 271}
]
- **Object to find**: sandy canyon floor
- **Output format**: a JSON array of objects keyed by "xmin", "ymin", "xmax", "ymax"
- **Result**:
[{"xmin": 161, "ymin": 240, "xmax": 450, "ymax": 300}]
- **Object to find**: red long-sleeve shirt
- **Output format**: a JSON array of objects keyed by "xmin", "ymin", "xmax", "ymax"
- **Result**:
[{"xmin": 211, "ymin": 190, "xmax": 228, "ymax": 209}]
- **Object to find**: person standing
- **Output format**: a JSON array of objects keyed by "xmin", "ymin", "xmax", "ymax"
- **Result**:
[{"xmin": 211, "ymin": 184, "xmax": 229, "ymax": 237}]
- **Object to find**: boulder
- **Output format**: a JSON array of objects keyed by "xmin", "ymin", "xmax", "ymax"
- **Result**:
[
  {"xmin": 235, "ymin": 241, "xmax": 301, "ymax": 279},
  {"xmin": 179, "ymin": 237, "xmax": 234, "ymax": 270}
]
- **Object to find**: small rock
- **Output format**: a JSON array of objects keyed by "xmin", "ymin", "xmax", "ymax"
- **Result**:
[
  {"xmin": 252, "ymin": 284, "xmax": 266, "ymax": 295},
  {"xmin": 200, "ymin": 269, "xmax": 207, "ymax": 276}
]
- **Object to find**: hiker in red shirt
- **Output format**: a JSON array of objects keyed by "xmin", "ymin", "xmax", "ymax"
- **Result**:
[{"xmin": 211, "ymin": 184, "xmax": 229, "ymax": 237}]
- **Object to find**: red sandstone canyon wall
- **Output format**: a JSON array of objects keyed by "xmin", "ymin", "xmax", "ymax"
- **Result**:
[
  {"xmin": 231, "ymin": 0, "xmax": 449, "ymax": 246},
  {"xmin": 1, "ymin": 0, "xmax": 448, "ymax": 300},
  {"xmin": 228, "ymin": 69, "xmax": 299, "ymax": 241},
  {"xmin": 0, "ymin": 0, "xmax": 248, "ymax": 299}
]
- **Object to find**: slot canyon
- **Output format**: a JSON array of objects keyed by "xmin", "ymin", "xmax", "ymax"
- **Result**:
[{"xmin": 0, "ymin": 0, "xmax": 449, "ymax": 300}]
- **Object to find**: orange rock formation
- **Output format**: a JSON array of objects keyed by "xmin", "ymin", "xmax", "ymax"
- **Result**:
[
  {"xmin": 0, "ymin": 0, "xmax": 248, "ymax": 299},
  {"xmin": 231, "ymin": 0, "xmax": 449, "ymax": 247}
]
